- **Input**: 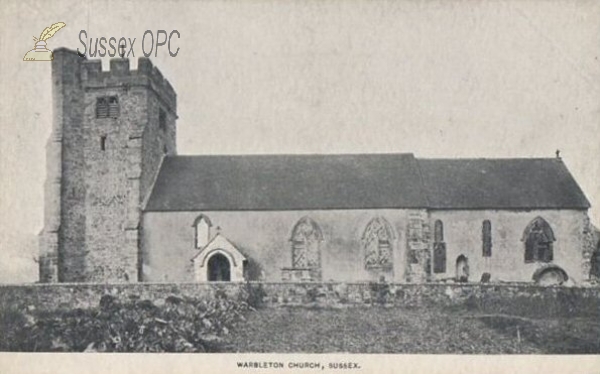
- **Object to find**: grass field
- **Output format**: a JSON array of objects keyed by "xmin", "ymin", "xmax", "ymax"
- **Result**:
[{"xmin": 224, "ymin": 305, "xmax": 600, "ymax": 354}]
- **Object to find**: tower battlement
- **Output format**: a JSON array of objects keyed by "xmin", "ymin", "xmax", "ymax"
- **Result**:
[{"xmin": 53, "ymin": 48, "xmax": 177, "ymax": 111}]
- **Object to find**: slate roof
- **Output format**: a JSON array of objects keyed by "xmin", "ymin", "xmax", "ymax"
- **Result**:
[
  {"xmin": 144, "ymin": 154, "xmax": 590, "ymax": 211},
  {"xmin": 417, "ymin": 158, "xmax": 590, "ymax": 210},
  {"xmin": 145, "ymin": 154, "xmax": 427, "ymax": 211}
]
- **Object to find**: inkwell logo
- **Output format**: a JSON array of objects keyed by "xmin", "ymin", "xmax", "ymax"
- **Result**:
[{"xmin": 23, "ymin": 22, "xmax": 66, "ymax": 61}]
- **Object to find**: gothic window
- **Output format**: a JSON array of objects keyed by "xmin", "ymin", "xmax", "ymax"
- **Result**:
[
  {"xmin": 290, "ymin": 217, "xmax": 322, "ymax": 269},
  {"xmin": 362, "ymin": 217, "xmax": 394, "ymax": 269},
  {"xmin": 433, "ymin": 220, "xmax": 446, "ymax": 273},
  {"xmin": 159, "ymin": 108, "xmax": 167, "ymax": 131},
  {"xmin": 522, "ymin": 217, "xmax": 555, "ymax": 263},
  {"xmin": 482, "ymin": 220, "xmax": 492, "ymax": 257},
  {"xmin": 434, "ymin": 220, "xmax": 444, "ymax": 242},
  {"xmin": 96, "ymin": 96, "xmax": 119, "ymax": 118},
  {"xmin": 192, "ymin": 215, "xmax": 212, "ymax": 248}
]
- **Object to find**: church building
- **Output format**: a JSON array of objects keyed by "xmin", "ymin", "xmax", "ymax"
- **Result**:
[{"xmin": 38, "ymin": 49, "xmax": 599, "ymax": 285}]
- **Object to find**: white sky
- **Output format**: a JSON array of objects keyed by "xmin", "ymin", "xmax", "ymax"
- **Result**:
[{"xmin": 0, "ymin": 0, "xmax": 599, "ymax": 282}]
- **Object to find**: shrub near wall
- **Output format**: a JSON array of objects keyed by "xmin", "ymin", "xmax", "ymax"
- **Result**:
[{"xmin": 1, "ymin": 292, "xmax": 254, "ymax": 352}]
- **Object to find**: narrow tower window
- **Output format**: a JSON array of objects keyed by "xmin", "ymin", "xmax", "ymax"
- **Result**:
[
  {"xmin": 159, "ymin": 108, "xmax": 167, "ymax": 131},
  {"xmin": 100, "ymin": 136, "xmax": 107, "ymax": 151}
]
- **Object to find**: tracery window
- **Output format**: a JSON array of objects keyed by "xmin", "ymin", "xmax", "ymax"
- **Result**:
[
  {"xmin": 290, "ymin": 217, "xmax": 322, "ymax": 269},
  {"xmin": 523, "ymin": 217, "xmax": 555, "ymax": 263},
  {"xmin": 362, "ymin": 217, "xmax": 394, "ymax": 269}
]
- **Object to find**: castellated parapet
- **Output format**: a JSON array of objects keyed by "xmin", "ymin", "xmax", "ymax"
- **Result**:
[
  {"xmin": 39, "ymin": 48, "xmax": 177, "ymax": 283},
  {"xmin": 80, "ymin": 56, "xmax": 177, "ymax": 110}
]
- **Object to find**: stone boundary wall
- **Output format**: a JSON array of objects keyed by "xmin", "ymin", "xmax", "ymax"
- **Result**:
[{"xmin": 1, "ymin": 282, "xmax": 599, "ymax": 314}]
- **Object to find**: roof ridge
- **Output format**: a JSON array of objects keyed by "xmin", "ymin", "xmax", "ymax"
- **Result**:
[
  {"xmin": 169, "ymin": 152, "xmax": 416, "ymax": 158},
  {"xmin": 417, "ymin": 157, "xmax": 563, "ymax": 161},
  {"xmin": 168, "ymin": 154, "xmax": 565, "ymax": 161}
]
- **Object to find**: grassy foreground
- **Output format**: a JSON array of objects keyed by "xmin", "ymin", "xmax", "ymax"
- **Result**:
[
  {"xmin": 1, "ymin": 288, "xmax": 599, "ymax": 353},
  {"xmin": 225, "ymin": 304, "xmax": 600, "ymax": 354}
]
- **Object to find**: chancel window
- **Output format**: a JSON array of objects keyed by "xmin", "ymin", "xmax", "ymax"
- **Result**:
[
  {"xmin": 290, "ymin": 217, "xmax": 322, "ymax": 269},
  {"xmin": 433, "ymin": 220, "xmax": 446, "ymax": 273},
  {"xmin": 434, "ymin": 220, "xmax": 444, "ymax": 243},
  {"xmin": 482, "ymin": 220, "xmax": 492, "ymax": 257},
  {"xmin": 523, "ymin": 217, "xmax": 555, "ymax": 263},
  {"xmin": 362, "ymin": 217, "xmax": 394, "ymax": 269},
  {"xmin": 192, "ymin": 215, "xmax": 212, "ymax": 248}
]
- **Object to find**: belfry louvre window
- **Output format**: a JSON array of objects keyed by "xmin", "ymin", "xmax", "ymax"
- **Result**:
[
  {"xmin": 96, "ymin": 96, "xmax": 119, "ymax": 118},
  {"xmin": 482, "ymin": 220, "xmax": 492, "ymax": 257}
]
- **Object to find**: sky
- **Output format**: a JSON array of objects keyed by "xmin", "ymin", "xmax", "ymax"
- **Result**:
[{"xmin": 0, "ymin": 0, "xmax": 599, "ymax": 283}]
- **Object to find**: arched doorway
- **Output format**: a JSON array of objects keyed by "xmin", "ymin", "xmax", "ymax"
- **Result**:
[
  {"xmin": 456, "ymin": 255, "xmax": 469, "ymax": 282},
  {"xmin": 207, "ymin": 253, "xmax": 231, "ymax": 281}
]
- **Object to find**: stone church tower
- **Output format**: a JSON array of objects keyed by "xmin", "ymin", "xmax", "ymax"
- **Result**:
[{"xmin": 38, "ymin": 48, "xmax": 177, "ymax": 283}]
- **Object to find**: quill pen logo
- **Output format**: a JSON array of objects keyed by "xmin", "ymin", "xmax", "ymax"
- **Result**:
[{"xmin": 23, "ymin": 22, "xmax": 66, "ymax": 61}]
